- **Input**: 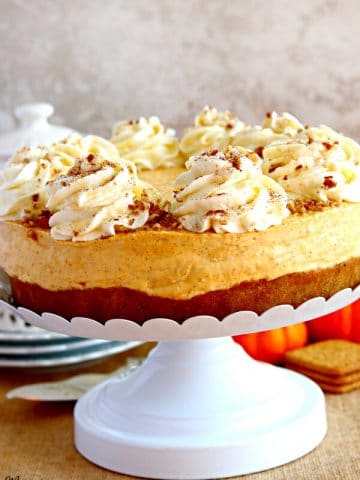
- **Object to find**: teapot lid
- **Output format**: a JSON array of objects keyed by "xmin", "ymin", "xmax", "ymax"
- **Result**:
[{"xmin": 0, "ymin": 102, "xmax": 79, "ymax": 160}]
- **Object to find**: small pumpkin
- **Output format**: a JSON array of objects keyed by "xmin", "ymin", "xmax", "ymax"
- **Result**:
[
  {"xmin": 308, "ymin": 299, "xmax": 360, "ymax": 343},
  {"xmin": 233, "ymin": 322, "xmax": 308, "ymax": 364}
]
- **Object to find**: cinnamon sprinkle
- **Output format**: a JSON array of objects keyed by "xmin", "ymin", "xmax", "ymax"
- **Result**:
[
  {"xmin": 27, "ymin": 230, "xmax": 38, "ymax": 242},
  {"xmin": 147, "ymin": 203, "xmax": 181, "ymax": 230},
  {"xmin": 205, "ymin": 209, "xmax": 226, "ymax": 217},
  {"xmin": 23, "ymin": 210, "xmax": 51, "ymax": 229},
  {"xmin": 268, "ymin": 162, "xmax": 284, "ymax": 173},
  {"xmin": 203, "ymin": 149, "xmax": 220, "ymax": 157},
  {"xmin": 288, "ymin": 199, "xmax": 338, "ymax": 214},
  {"xmin": 128, "ymin": 200, "xmax": 146, "ymax": 212},
  {"xmin": 323, "ymin": 176, "xmax": 337, "ymax": 189}
]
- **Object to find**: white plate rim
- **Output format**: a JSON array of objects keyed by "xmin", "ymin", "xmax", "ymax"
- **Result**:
[
  {"xmin": 0, "ymin": 338, "xmax": 108, "ymax": 355},
  {"xmin": 0, "ymin": 328, "xmax": 67, "ymax": 342},
  {"xmin": 0, "ymin": 341, "xmax": 142, "ymax": 368}
]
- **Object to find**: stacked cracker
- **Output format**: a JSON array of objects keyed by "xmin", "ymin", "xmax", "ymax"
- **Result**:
[{"xmin": 284, "ymin": 340, "xmax": 360, "ymax": 394}]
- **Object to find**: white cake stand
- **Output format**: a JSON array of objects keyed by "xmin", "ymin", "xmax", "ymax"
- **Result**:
[{"xmin": 2, "ymin": 285, "xmax": 359, "ymax": 479}]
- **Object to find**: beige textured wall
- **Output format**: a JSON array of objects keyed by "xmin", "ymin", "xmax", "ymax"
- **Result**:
[{"xmin": 0, "ymin": 0, "xmax": 360, "ymax": 139}]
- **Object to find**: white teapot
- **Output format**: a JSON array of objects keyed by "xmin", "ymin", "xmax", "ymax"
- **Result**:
[{"xmin": 0, "ymin": 102, "xmax": 78, "ymax": 164}]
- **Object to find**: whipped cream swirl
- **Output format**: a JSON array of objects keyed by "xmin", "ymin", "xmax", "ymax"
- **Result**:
[
  {"xmin": 233, "ymin": 127, "xmax": 289, "ymax": 151},
  {"xmin": 304, "ymin": 125, "xmax": 360, "ymax": 166},
  {"xmin": 262, "ymin": 112, "xmax": 360, "ymax": 164},
  {"xmin": 0, "ymin": 145, "xmax": 56, "ymax": 220},
  {"xmin": 47, "ymin": 155, "xmax": 161, "ymax": 241},
  {"xmin": 0, "ymin": 135, "xmax": 121, "ymax": 221},
  {"xmin": 262, "ymin": 111, "xmax": 304, "ymax": 136},
  {"xmin": 171, "ymin": 147, "xmax": 289, "ymax": 233},
  {"xmin": 46, "ymin": 133, "xmax": 120, "ymax": 168},
  {"xmin": 233, "ymin": 112, "xmax": 303, "ymax": 151},
  {"xmin": 232, "ymin": 111, "xmax": 360, "ymax": 203},
  {"xmin": 111, "ymin": 116, "xmax": 183, "ymax": 170},
  {"xmin": 263, "ymin": 141, "xmax": 360, "ymax": 203},
  {"xmin": 180, "ymin": 106, "xmax": 247, "ymax": 157},
  {"xmin": 260, "ymin": 112, "xmax": 360, "ymax": 165}
]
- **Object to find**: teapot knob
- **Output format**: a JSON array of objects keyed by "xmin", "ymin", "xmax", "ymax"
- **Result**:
[{"xmin": 14, "ymin": 103, "xmax": 54, "ymax": 126}]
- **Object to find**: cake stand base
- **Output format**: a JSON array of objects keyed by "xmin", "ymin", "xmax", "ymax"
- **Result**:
[{"xmin": 75, "ymin": 337, "xmax": 327, "ymax": 479}]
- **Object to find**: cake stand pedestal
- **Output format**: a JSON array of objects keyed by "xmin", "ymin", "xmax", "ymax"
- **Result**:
[
  {"xmin": 2, "ymin": 285, "xmax": 359, "ymax": 479},
  {"xmin": 75, "ymin": 337, "xmax": 325, "ymax": 479}
]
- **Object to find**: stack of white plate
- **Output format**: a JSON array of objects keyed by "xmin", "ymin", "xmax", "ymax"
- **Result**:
[{"xmin": 0, "ymin": 309, "xmax": 141, "ymax": 372}]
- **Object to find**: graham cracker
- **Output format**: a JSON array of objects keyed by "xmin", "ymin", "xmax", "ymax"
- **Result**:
[
  {"xmin": 316, "ymin": 379, "xmax": 360, "ymax": 394},
  {"xmin": 286, "ymin": 365, "xmax": 360, "ymax": 386},
  {"xmin": 284, "ymin": 340, "xmax": 360, "ymax": 376}
]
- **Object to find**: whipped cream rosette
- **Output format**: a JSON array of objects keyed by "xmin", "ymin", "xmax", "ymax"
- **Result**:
[
  {"xmin": 233, "ymin": 112, "xmax": 303, "ymax": 152},
  {"xmin": 180, "ymin": 106, "xmax": 247, "ymax": 157},
  {"xmin": 230, "ymin": 111, "xmax": 360, "ymax": 203},
  {"xmin": 304, "ymin": 125, "xmax": 360, "ymax": 166},
  {"xmin": 77, "ymin": 134, "xmax": 120, "ymax": 163},
  {"xmin": 0, "ymin": 145, "xmax": 56, "ymax": 220},
  {"xmin": 262, "ymin": 112, "xmax": 359, "ymax": 162},
  {"xmin": 233, "ymin": 127, "xmax": 289, "ymax": 152},
  {"xmin": 0, "ymin": 134, "xmax": 120, "ymax": 221},
  {"xmin": 262, "ymin": 137, "xmax": 360, "ymax": 203},
  {"xmin": 170, "ymin": 147, "xmax": 289, "ymax": 233},
  {"xmin": 262, "ymin": 112, "xmax": 304, "ymax": 136},
  {"xmin": 262, "ymin": 112, "xmax": 360, "ymax": 164},
  {"xmin": 46, "ymin": 154, "xmax": 161, "ymax": 241},
  {"xmin": 241, "ymin": 111, "xmax": 360, "ymax": 163},
  {"xmin": 111, "ymin": 116, "xmax": 183, "ymax": 170}
]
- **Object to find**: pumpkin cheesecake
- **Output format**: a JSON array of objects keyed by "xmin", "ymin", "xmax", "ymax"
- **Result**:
[{"xmin": 0, "ymin": 112, "xmax": 359, "ymax": 324}]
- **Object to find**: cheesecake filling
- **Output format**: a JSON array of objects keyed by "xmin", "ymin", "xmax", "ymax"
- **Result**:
[
  {"xmin": 179, "ymin": 106, "xmax": 247, "ymax": 157},
  {"xmin": 171, "ymin": 147, "xmax": 289, "ymax": 233},
  {"xmin": 111, "ymin": 116, "xmax": 183, "ymax": 170},
  {"xmin": 46, "ymin": 154, "xmax": 161, "ymax": 241},
  {"xmin": 0, "ymin": 134, "xmax": 120, "ymax": 221},
  {"xmin": 0, "ymin": 202, "xmax": 359, "ymax": 298}
]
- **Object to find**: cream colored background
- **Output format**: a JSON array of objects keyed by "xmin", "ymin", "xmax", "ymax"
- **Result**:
[{"xmin": 0, "ymin": 0, "xmax": 359, "ymax": 139}]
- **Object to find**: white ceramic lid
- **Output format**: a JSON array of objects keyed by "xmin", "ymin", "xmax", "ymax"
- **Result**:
[{"xmin": 0, "ymin": 102, "xmax": 78, "ymax": 160}]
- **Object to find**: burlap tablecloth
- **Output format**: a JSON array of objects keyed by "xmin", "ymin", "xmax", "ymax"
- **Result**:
[{"xmin": 0, "ymin": 343, "xmax": 358, "ymax": 480}]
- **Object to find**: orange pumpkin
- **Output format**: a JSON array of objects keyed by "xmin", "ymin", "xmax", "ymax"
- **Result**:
[
  {"xmin": 308, "ymin": 299, "xmax": 360, "ymax": 343},
  {"xmin": 233, "ymin": 323, "xmax": 309, "ymax": 364}
]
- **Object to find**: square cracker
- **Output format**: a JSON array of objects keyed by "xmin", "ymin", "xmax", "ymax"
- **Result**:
[
  {"xmin": 284, "ymin": 340, "xmax": 360, "ymax": 376},
  {"xmin": 285, "ymin": 365, "xmax": 360, "ymax": 385},
  {"xmin": 316, "ymin": 379, "xmax": 360, "ymax": 394}
]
